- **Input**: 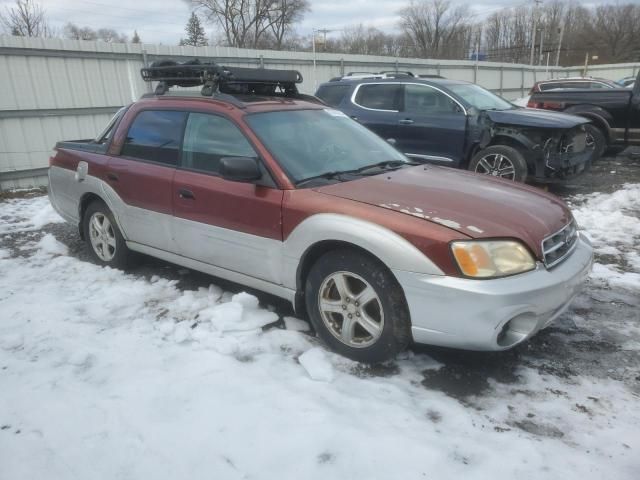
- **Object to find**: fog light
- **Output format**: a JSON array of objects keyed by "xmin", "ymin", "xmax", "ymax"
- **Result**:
[{"xmin": 497, "ymin": 313, "xmax": 538, "ymax": 347}]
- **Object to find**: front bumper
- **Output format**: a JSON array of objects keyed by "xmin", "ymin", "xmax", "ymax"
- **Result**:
[{"xmin": 393, "ymin": 233, "xmax": 593, "ymax": 351}]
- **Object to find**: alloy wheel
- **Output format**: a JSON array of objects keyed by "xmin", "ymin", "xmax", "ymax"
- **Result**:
[
  {"xmin": 318, "ymin": 271, "xmax": 384, "ymax": 348},
  {"xmin": 474, "ymin": 153, "xmax": 516, "ymax": 180},
  {"xmin": 88, "ymin": 212, "xmax": 117, "ymax": 261}
]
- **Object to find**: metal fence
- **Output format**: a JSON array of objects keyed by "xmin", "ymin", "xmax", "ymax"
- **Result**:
[{"xmin": 1, "ymin": 35, "xmax": 638, "ymax": 189}]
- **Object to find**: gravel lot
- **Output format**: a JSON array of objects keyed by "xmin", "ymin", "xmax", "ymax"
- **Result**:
[{"xmin": 1, "ymin": 153, "xmax": 638, "ymax": 479}]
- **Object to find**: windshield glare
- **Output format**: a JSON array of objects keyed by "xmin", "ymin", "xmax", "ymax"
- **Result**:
[
  {"xmin": 245, "ymin": 109, "xmax": 407, "ymax": 184},
  {"xmin": 448, "ymin": 84, "xmax": 514, "ymax": 111}
]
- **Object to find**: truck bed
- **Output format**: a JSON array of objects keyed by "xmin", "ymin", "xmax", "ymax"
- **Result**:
[{"xmin": 55, "ymin": 139, "xmax": 109, "ymax": 155}]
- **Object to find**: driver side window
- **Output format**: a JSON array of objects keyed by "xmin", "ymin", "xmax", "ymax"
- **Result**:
[
  {"xmin": 181, "ymin": 113, "xmax": 257, "ymax": 175},
  {"xmin": 403, "ymin": 84, "xmax": 460, "ymax": 115}
]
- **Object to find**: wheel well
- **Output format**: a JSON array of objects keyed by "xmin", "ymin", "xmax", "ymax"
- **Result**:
[
  {"xmin": 294, "ymin": 240, "xmax": 392, "ymax": 316},
  {"xmin": 488, "ymin": 135, "xmax": 527, "ymax": 152},
  {"xmin": 78, "ymin": 193, "xmax": 104, "ymax": 239},
  {"xmin": 581, "ymin": 117, "xmax": 610, "ymax": 143}
]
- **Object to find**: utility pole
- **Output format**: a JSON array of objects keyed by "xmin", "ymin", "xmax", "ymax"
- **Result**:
[
  {"xmin": 530, "ymin": 0, "xmax": 543, "ymax": 65},
  {"xmin": 583, "ymin": 52, "xmax": 589, "ymax": 77},
  {"xmin": 312, "ymin": 28, "xmax": 317, "ymax": 91},
  {"xmin": 555, "ymin": 23, "xmax": 564, "ymax": 67},
  {"xmin": 538, "ymin": 26, "xmax": 545, "ymax": 65}
]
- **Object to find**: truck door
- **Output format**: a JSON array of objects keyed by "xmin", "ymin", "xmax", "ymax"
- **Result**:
[
  {"xmin": 172, "ymin": 112, "xmax": 283, "ymax": 284},
  {"xmin": 630, "ymin": 82, "xmax": 640, "ymax": 145}
]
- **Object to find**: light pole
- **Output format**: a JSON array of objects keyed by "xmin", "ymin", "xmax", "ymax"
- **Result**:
[{"xmin": 312, "ymin": 28, "xmax": 317, "ymax": 91}]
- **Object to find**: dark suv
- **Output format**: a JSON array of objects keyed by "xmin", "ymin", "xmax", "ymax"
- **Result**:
[{"xmin": 316, "ymin": 74, "xmax": 594, "ymax": 183}]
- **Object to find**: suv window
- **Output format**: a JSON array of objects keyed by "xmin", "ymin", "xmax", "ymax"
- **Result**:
[
  {"xmin": 403, "ymin": 84, "xmax": 460, "ymax": 114},
  {"xmin": 121, "ymin": 110, "xmax": 187, "ymax": 166},
  {"xmin": 353, "ymin": 84, "xmax": 402, "ymax": 111},
  {"xmin": 316, "ymin": 84, "xmax": 351, "ymax": 107},
  {"xmin": 181, "ymin": 113, "xmax": 256, "ymax": 174}
]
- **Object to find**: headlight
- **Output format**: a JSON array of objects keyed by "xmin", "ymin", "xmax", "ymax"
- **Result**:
[{"xmin": 451, "ymin": 240, "xmax": 536, "ymax": 278}]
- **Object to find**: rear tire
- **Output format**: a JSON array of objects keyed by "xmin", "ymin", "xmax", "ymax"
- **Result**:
[
  {"xmin": 82, "ymin": 200, "xmax": 131, "ymax": 270},
  {"xmin": 304, "ymin": 249, "xmax": 411, "ymax": 363},
  {"xmin": 584, "ymin": 124, "xmax": 606, "ymax": 162},
  {"xmin": 469, "ymin": 145, "xmax": 528, "ymax": 182}
]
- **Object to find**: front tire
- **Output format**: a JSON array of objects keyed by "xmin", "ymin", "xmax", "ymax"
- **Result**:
[
  {"xmin": 584, "ymin": 124, "xmax": 606, "ymax": 162},
  {"xmin": 469, "ymin": 145, "xmax": 528, "ymax": 182},
  {"xmin": 304, "ymin": 249, "xmax": 411, "ymax": 363},
  {"xmin": 83, "ymin": 201, "xmax": 130, "ymax": 269}
]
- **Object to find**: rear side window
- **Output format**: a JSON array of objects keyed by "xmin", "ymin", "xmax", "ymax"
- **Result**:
[
  {"xmin": 316, "ymin": 84, "xmax": 351, "ymax": 107},
  {"xmin": 403, "ymin": 84, "xmax": 459, "ymax": 114},
  {"xmin": 121, "ymin": 110, "xmax": 187, "ymax": 166},
  {"xmin": 353, "ymin": 84, "xmax": 402, "ymax": 111},
  {"xmin": 181, "ymin": 113, "xmax": 256, "ymax": 174}
]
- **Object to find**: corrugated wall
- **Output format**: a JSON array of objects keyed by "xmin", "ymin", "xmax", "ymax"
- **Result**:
[{"xmin": 1, "ymin": 35, "xmax": 638, "ymax": 190}]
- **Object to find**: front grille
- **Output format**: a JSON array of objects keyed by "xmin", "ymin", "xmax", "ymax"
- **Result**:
[{"xmin": 542, "ymin": 220, "xmax": 579, "ymax": 268}]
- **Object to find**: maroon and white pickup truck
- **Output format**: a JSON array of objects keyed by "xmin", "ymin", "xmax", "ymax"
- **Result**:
[{"xmin": 47, "ymin": 62, "xmax": 593, "ymax": 362}]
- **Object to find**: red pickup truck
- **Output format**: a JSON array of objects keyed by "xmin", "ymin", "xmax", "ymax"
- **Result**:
[{"xmin": 47, "ymin": 61, "xmax": 593, "ymax": 362}]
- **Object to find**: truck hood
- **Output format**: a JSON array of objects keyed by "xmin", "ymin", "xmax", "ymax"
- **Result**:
[
  {"xmin": 485, "ymin": 108, "xmax": 588, "ymax": 129},
  {"xmin": 314, "ymin": 166, "xmax": 573, "ymax": 258}
]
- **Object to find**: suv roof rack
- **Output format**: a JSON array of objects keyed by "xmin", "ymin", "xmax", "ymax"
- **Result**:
[
  {"xmin": 330, "ymin": 70, "xmax": 417, "ymax": 82},
  {"xmin": 140, "ymin": 59, "xmax": 304, "ymax": 99}
]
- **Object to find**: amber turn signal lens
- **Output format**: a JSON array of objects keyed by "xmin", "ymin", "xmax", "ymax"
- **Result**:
[{"xmin": 451, "ymin": 240, "xmax": 536, "ymax": 278}]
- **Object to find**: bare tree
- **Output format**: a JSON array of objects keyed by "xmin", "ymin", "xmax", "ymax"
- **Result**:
[
  {"xmin": 399, "ymin": 0, "xmax": 472, "ymax": 59},
  {"xmin": 0, "ymin": 0, "xmax": 51, "ymax": 37},
  {"xmin": 587, "ymin": 4, "xmax": 640, "ymax": 62},
  {"xmin": 267, "ymin": 0, "xmax": 309, "ymax": 49},
  {"xmin": 64, "ymin": 23, "xmax": 128, "ymax": 43},
  {"xmin": 186, "ymin": 0, "xmax": 308, "ymax": 48}
]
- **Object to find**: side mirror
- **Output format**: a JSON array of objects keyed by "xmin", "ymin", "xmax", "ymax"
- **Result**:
[
  {"xmin": 219, "ymin": 157, "xmax": 262, "ymax": 183},
  {"xmin": 386, "ymin": 138, "xmax": 397, "ymax": 146}
]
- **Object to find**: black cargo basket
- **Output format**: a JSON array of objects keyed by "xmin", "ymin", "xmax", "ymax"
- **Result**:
[{"xmin": 140, "ymin": 59, "xmax": 303, "ymax": 97}]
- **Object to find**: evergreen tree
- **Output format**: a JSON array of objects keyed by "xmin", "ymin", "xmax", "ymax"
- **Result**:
[
  {"xmin": 132, "ymin": 30, "xmax": 141, "ymax": 43},
  {"xmin": 179, "ymin": 12, "xmax": 208, "ymax": 47}
]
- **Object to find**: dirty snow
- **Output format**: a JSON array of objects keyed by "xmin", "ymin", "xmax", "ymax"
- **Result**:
[{"xmin": 0, "ymin": 187, "xmax": 639, "ymax": 480}]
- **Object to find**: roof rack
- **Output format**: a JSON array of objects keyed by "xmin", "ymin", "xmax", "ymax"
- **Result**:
[
  {"xmin": 140, "ymin": 59, "xmax": 304, "ymax": 98},
  {"xmin": 330, "ymin": 70, "xmax": 417, "ymax": 82}
]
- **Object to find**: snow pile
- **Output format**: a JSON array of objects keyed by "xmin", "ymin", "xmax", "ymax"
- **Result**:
[
  {"xmin": 570, "ymin": 183, "xmax": 640, "ymax": 292},
  {"xmin": 0, "ymin": 195, "xmax": 64, "ymax": 235},
  {"xmin": 298, "ymin": 347, "xmax": 335, "ymax": 382},
  {"xmin": 0, "ymin": 194, "xmax": 639, "ymax": 479}
]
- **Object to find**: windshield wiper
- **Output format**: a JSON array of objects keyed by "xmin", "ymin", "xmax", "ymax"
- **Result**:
[
  {"xmin": 295, "ymin": 160, "xmax": 415, "ymax": 187},
  {"xmin": 354, "ymin": 159, "xmax": 416, "ymax": 174},
  {"xmin": 295, "ymin": 170, "xmax": 350, "ymax": 187}
]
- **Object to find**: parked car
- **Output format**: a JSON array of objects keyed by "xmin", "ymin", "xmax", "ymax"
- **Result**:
[
  {"xmin": 530, "ymin": 77, "xmax": 620, "ymax": 93},
  {"xmin": 528, "ymin": 70, "xmax": 640, "ymax": 157},
  {"xmin": 512, "ymin": 77, "xmax": 620, "ymax": 109},
  {"xmin": 617, "ymin": 76, "xmax": 637, "ymax": 88},
  {"xmin": 315, "ymin": 74, "xmax": 593, "ymax": 183},
  {"xmin": 48, "ymin": 61, "xmax": 593, "ymax": 363}
]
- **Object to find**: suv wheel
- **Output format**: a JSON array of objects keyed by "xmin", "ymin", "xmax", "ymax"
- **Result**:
[
  {"xmin": 469, "ymin": 145, "xmax": 528, "ymax": 182},
  {"xmin": 304, "ymin": 249, "xmax": 411, "ymax": 363},
  {"xmin": 83, "ymin": 201, "xmax": 130, "ymax": 269}
]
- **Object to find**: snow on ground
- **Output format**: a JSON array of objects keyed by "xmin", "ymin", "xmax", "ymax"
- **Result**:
[
  {"xmin": 569, "ymin": 183, "xmax": 640, "ymax": 293},
  {"xmin": 0, "ymin": 188, "xmax": 639, "ymax": 480}
]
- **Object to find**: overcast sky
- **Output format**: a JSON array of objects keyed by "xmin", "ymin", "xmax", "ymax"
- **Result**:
[{"xmin": 0, "ymin": 0, "xmax": 636, "ymax": 45}]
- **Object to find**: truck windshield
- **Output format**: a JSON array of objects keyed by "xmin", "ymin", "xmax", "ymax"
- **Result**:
[
  {"xmin": 245, "ymin": 109, "xmax": 408, "ymax": 184},
  {"xmin": 448, "ymin": 84, "xmax": 514, "ymax": 111}
]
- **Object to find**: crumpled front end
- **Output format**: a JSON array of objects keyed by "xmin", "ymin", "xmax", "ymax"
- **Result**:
[{"xmin": 534, "ymin": 125, "xmax": 592, "ymax": 182}]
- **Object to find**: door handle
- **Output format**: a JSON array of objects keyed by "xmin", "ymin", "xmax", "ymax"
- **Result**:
[
  {"xmin": 106, "ymin": 172, "xmax": 119, "ymax": 182},
  {"xmin": 398, "ymin": 119, "xmax": 414, "ymax": 125},
  {"xmin": 178, "ymin": 188, "xmax": 195, "ymax": 200}
]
